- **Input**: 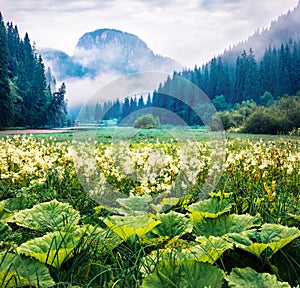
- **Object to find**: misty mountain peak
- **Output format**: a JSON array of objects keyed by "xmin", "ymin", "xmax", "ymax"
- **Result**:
[
  {"xmin": 75, "ymin": 29, "xmax": 148, "ymax": 51},
  {"xmin": 222, "ymin": 1, "xmax": 300, "ymax": 63},
  {"xmin": 42, "ymin": 28, "xmax": 181, "ymax": 80}
]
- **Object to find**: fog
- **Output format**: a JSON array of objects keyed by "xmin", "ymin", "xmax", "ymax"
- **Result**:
[{"xmin": 64, "ymin": 72, "xmax": 122, "ymax": 108}]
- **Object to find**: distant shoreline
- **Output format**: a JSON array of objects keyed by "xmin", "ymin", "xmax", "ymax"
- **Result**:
[{"xmin": 0, "ymin": 129, "xmax": 75, "ymax": 135}]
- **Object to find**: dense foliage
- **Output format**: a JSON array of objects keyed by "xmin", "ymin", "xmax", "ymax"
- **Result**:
[
  {"xmin": 0, "ymin": 13, "xmax": 68, "ymax": 128},
  {"xmin": 150, "ymin": 41, "xmax": 300, "ymax": 127},
  {"xmin": 133, "ymin": 114, "xmax": 159, "ymax": 129},
  {"xmin": 0, "ymin": 131, "xmax": 299, "ymax": 287},
  {"xmin": 85, "ymin": 38, "xmax": 300, "ymax": 133},
  {"xmin": 210, "ymin": 94, "xmax": 300, "ymax": 134}
]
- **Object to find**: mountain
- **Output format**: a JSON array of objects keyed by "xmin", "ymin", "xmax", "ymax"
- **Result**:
[
  {"xmin": 149, "ymin": 1, "xmax": 300, "ymax": 127},
  {"xmin": 222, "ymin": 1, "xmax": 300, "ymax": 63},
  {"xmin": 40, "ymin": 49, "xmax": 90, "ymax": 79},
  {"xmin": 41, "ymin": 29, "xmax": 181, "ymax": 80}
]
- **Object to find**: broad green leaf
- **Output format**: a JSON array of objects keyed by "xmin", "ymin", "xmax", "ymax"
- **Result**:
[
  {"xmin": 187, "ymin": 196, "xmax": 233, "ymax": 219},
  {"xmin": 226, "ymin": 224, "xmax": 300, "ymax": 258},
  {"xmin": 225, "ymin": 267, "xmax": 291, "ymax": 288},
  {"xmin": 116, "ymin": 194, "xmax": 153, "ymax": 215},
  {"xmin": 151, "ymin": 197, "xmax": 181, "ymax": 213},
  {"xmin": 74, "ymin": 224, "xmax": 123, "ymax": 251},
  {"xmin": 192, "ymin": 236, "xmax": 233, "ymax": 264},
  {"xmin": 8, "ymin": 199, "xmax": 80, "ymax": 231},
  {"xmin": 0, "ymin": 252, "xmax": 55, "ymax": 287},
  {"xmin": 17, "ymin": 230, "xmax": 81, "ymax": 268},
  {"xmin": 0, "ymin": 196, "xmax": 27, "ymax": 221},
  {"xmin": 104, "ymin": 214, "xmax": 161, "ymax": 241},
  {"xmin": 152, "ymin": 211, "xmax": 192, "ymax": 238},
  {"xmin": 145, "ymin": 240, "xmax": 201, "ymax": 264},
  {"xmin": 191, "ymin": 213, "xmax": 261, "ymax": 237},
  {"xmin": 180, "ymin": 260, "xmax": 224, "ymax": 288},
  {"xmin": 147, "ymin": 237, "xmax": 232, "ymax": 265},
  {"xmin": 142, "ymin": 260, "xmax": 224, "ymax": 288}
]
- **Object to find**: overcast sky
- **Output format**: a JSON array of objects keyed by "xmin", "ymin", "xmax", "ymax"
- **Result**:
[{"xmin": 1, "ymin": 0, "xmax": 299, "ymax": 68}]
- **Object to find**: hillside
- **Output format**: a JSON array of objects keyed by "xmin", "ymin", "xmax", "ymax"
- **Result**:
[
  {"xmin": 222, "ymin": 1, "xmax": 300, "ymax": 64},
  {"xmin": 41, "ymin": 29, "xmax": 181, "ymax": 80},
  {"xmin": 0, "ymin": 14, "xmax": 67, "ymax": 128}
]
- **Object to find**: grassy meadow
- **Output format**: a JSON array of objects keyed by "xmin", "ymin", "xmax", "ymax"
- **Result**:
[{"xmin": 0, "ymin": 127, "xmax": 299, "ymax": 287}]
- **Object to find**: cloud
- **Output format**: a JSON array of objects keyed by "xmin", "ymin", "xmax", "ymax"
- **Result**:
[
  {"xmin": 1, "ymin": 0, "xmax": 299, "ymax": 68},
  {"xmin": 61, "ymin": 72, "xmax": 121, "ymax": 108}
]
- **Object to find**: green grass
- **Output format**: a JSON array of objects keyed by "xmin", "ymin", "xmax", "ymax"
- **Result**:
[
  {"xmin": 0, "ymin": 128, "xmax": 299, "ymax": 287},
  {"xmin": 2, "ymin": 126, "xmax": 297, "ymax": 144}
]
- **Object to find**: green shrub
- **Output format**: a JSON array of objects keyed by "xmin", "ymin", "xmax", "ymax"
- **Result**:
[
  {"xmin": 241, "ymin": 107, "xmax": 293, "ymax": 134},
  {"xmin": 242, "ymin": 96, "xmax": 300, "ymax": 134},
  {"xmin": 210, "ymin": 100, "xmax": 258, "ymax": 131},
  {"xmin": 210, "ymin": 111, "xmax": 236, "ymax": 131},
  {"xmin": 133, "ymin": 114, "xmax": 158, "ymax": 129}
]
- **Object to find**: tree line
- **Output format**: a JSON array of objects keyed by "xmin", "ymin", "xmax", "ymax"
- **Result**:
[
  {"xmin": 83, "ymin": 37, "xmax": 300, "ymax": 129},
  {"xmin": 152, "ymin": 39, "xmax": 300, "ymax": 126},
  {"xmin": 0, "ymin": 13, "xmax": 67, "ymax": 129}
]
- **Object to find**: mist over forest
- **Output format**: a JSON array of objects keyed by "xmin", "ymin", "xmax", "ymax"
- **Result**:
[{"xmin": 0, "ymin": 2, "xmax": 300, "ymax": 134}]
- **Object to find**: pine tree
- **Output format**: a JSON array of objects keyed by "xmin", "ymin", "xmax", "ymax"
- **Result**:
[
  {"xmin": 146, "ymin": 93, "xmax": 152, "ymax": 107},
  {"xmin": 122, "ymin": 97, "xmax": 130, "ymax": 119},
  {"xmin": 50, "ymin": 82, "xmax": 67, "ymax": 127},
  {"xmin": 32, "ymin": 55, "xmax": 49, "ymax": 127},
  {"xmin": 201, "ymin": 64, "xmax": 209, "ymax": 95},
  {"xmin": 0, "ymin": 13, "xmax": 13, "ymax": 128},
  {"xmin": 243, "ymin": 48, "xmax": 259, "ymax": 102},
  {"xmin": 45, "ymin": 67, "xmax": 56, "ymax": 91},
  {"xmin": 129, "ymin": 96, "xmax": 137, "ymax": 113},
  {"xmin": 208, "ymin": 57, "xmax": 218, "ymax": 99},
  {"xmin": 94, "ymin": 102, "xmax": 102, "ymax": 121},
  {"xmin": 137, "ymin": 95, "xmax": 144, "ymax": 110},
  {"xmin": 6, "ymin": 22, "xmax": 21, "ymax": 79},
  {"xmin": 111, "ymin": 99, "xmax": 121, "ymax": 120},
  {"xmin": 291, "ymin": 41, "xmax": 300, "ymax": 94},
  {"xmin": 216, "ymin": 57, "xmax": 231, "ymax": 102},
  {"xmin": 260, "ymin": 46, "xmax": 276, "ymax": 96}
]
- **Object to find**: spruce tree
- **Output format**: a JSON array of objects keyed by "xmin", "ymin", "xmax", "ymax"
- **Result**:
[
  {"xmin": 137, "ymin": 95, "xmax": 144, "ymax": 110},
  {"xmin": 146, "ymin": 93, "xmax": 152, "ymax": 107},
  {"xmin": 208, "ymin": 57, "xmax": 218, "ymax": 99},
  {"xmin": 32, "ymin": 55, "xmax": 48, "ymax": 127},
  {"xmin": 122, "ymin": 97, "xmax": 130, "ymax": 119},
  {"xmin": 0, "ymin": 13, "xmax": 13, "ymax": 128},
  {"xmin": 243, "ymin": 48, "xmax": 259, "ymax": 102},
  {"xmin": 50, "ymin": 82, "xmax": 67, "ymax": 127},
  {"xmin": 94, "ymin": 102, "xmax": 102, "ymax": 121}
]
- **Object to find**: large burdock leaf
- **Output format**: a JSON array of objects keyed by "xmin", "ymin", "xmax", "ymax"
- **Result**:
[
  {"xmin": 141, "ymin": 260, "xmax": 224, "ymax": 288},
  {"xmin": 192, "ymin": 236, "xmax": 233, "ymax": 264},
  {"xmin": 104, "ymin": 214, "xmax": 161, "ymax": 241},
  {"xmin": 187, "ymin": 196, "xmax": 233, "ymax": 219},
  {"xmin": 17, "ymin": 230, "xmax": 80, "ymax": 268},
  {"xmin": 140, "ymin": 239, "xmax": 199, "ymax": 274},
  {"xmin": 116, "ymin": 194, "xmax": 153, "ymax": 215},
  {"xmin": 0, "ymin": 196, "xmax": 27, "ymax": 221},
  {"xmin": 146, "ymin": 237, "xmax": 232, "ymax": 265},
  {"xmin": 150, "ymin": 197, "xmax": 181, "ymax": 213},
  {"xmin": 0, "ymin": 252, "xmax": 55, "ymax": 287},
  {"xmin": 191, "ymin": 213, "xmax": 261, "ymax": 237},
  {"xmin": 226, "ymin": 224, "xmax": 300, "ymax": 258},
  {"xmin": 152, "ymin": 211, "xmax": 192, "ymax": 238},
  {"xmin": 225, "ymin": 267, "xmax": 291, "ymax": 288},
  {"xmin": 74, "ymin": 224, "xmax": 123, "ymax": 251},
  {"xmin": 8, "ymin": 199, "xmax": 80, "ymax": 231}
]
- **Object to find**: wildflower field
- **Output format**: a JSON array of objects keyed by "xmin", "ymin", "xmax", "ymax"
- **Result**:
[{"xmin": 0, "ymin": 128, "xmax": 299, "ymax": 287}]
